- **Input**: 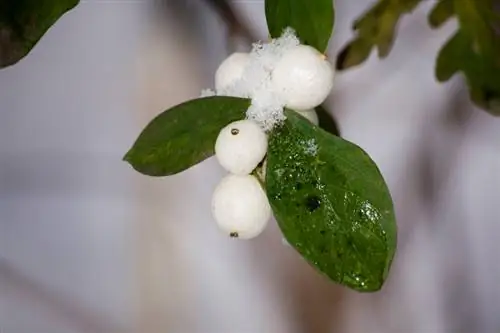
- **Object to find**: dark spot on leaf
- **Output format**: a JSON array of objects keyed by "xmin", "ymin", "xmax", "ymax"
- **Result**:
[
  {"xmin": 320, "ymin": 230, "xmax": 326, "ymax": 235},
  {"xmin": 231, "ymin": 128, "xmax": 239, "ymax": 135},
  {"xmin": 305, "ymin": 195, "xmax": 321, "ymax": 212},
  {"xmin": 319, "ymin": 244, "xmax": 328, "ymax": 254},
  {"xmin": 229, "ymin": 232, "xmax": 239, "ymax": 238},
  {"xmin": 295, "ymin": 183, "xmax": 303, "ymax": 190}
]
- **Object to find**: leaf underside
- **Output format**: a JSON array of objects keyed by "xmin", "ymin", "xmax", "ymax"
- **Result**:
[
  {"xmin": 265, "ymin": 0, "xmax": 335, "ymax": 52},
  {"xmin": 0, "ymin": 0, "xmax": 79, "ymax": 68},
  {"xmin": 266, "ymin": 110, "xmax": 397, "ymax": 292},
  {"xmin": 124, "ymin": 96, "xmax": 250, "ymax": 177}
]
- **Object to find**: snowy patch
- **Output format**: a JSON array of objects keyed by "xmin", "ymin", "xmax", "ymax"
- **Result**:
[
  {"xmin": 303, "ymin": 139, "xmax": 318, "ymax": 156},
  {"xmin": 200, "ymin": 88, "xmax": 216, "ymax": 97},
  {"xmin": 203, "ymin": 28, "xmax": 301, "ymax": 131}
]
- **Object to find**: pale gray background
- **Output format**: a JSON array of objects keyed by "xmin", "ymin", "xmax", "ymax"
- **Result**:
[{"xmin": 2, "ymin": 1, "xmax": 500, "ymax": 332}]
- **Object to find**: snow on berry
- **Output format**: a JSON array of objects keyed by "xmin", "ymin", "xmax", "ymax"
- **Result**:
[
  {"xmin": 200, "ymin": 88, "xmax": 216, "ymax": 97},
  {"xmin": 215, "ymin": 119, "xmax": 268, "ymax": 175},
  {"xmin": 296, "ymin": 109, "xmax": 319, "ymax": 125},
  {"xmin": 207, "ymin": 28, "xmax": 333, "ymax": 131},
  {"xmin": 211, "ymin": 174, "xmax": 271, "ymax": 239},
  {"xmin": 271, "ymin": 45, "xmax": 334, "ymax": 111}
]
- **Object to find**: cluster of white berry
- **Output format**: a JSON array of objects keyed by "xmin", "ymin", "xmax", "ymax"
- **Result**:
[
  {"xmin": 211, "ymin": 120, "xmax": 270, "ymax": 239},
  {"xmin": 209, "ymin": 29, "xmax": 335, "ymax": 239}
]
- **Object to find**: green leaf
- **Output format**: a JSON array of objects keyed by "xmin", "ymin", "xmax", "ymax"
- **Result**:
[
  {"xmin": 124, "ymin": 96, "xmax": 250, "ymax": 177},
  {"xmin": 432, "ymin": 0, "xmax": 500, "ymax": 114},
  {"xmin": 428, "ymin": 0, "xmax": 454, "ymax": 28},
  {"xmin": 316, "ymin": 104, "xmax": 341, "ymax": 137},
  {"xmin": 336, "ymin": 0, "xmax": 423, "ymax": 70},
  {"xmin": 265, "ymin": 0, "xmax": 335, "ymax": 52},
  {"xmin": 266, "ymin": 110, "xmax": 397, "ymax": 292},
  {"xmin": 0, "ymin": 0, "xmax": 79, "ymax": 68}
]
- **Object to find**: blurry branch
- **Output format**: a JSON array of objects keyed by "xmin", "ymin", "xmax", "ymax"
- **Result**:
[
  {"xmin": 160, "ymin": 0, "xmax": 257, "ymax": 43},
  {"xmin": 202, "ymin": 0, "xmax": 257, "ymax": 43},
  {"xmin": 417, "ymin": 83, "xmax": 475, "ymax": 216}
]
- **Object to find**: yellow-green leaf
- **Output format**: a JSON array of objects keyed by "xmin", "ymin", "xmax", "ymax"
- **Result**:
[
  {"xmin": 433, "ymin": 0, "xmax": 500, "ymax": 114},
  {"xmin": 336, "ymin": 0, "xmax": 423, "ymax": 70}
]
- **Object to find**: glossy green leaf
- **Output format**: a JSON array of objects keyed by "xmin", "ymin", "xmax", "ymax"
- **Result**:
[
  {"xmin": 432, "ymin": 0, "xmax": 500, "ymax": 114},
  {"xmin": 0, "ymin": 0, "xmax": 79, "ymax": 68},
  {"xmin": 124, "ymin": 96, "xmax": 250, "ymax": 177},
  {"xmin": 336, "ymin": 0, "xmax": 423, "ymax": 70},
  {"xmin": 266, "ymin": 110, "xmax": 397, "ymax": 292},
  {"xmin": 265, "ymin": 0, "xmax": 335, "ymax": 52}
]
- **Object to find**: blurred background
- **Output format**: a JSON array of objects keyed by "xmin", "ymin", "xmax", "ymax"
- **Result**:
[{"xmin": 2, "ymin": 0, "xmax": 500, "ymax": 332}]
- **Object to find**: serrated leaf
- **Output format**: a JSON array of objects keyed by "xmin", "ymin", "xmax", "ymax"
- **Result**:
[
  {"xmin": 336, "ymin": 0, "xmax": 423, "ymax": 70},
  {"xmin": 0, "ymin": 0, "xmax": 79, "ymax": 68},
  {"xmin": 124, "ymin": 96, "xmax": 250, "ymax": 177},
  {"xmin": 266, "ymin": 110, "xmax": 397, "ymax": 292},
  {"xmin": 265, "ymin": 0, "xmax": 334, "ymax": 52},
  {"xmin": 433, "ymin": 0, "xmax": 500, "ymax": 114}
]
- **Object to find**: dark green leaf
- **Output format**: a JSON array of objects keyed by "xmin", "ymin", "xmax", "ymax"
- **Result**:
[
  {"xmin": 266, "ymin": 110, "xmax": 397, "ymax": 292},
  {"xmin": 265, "ymin": 0, "xmax": 334, "ymax": 52},
  {"xmin": 336, "ymin": 0, "xmax": 423, "ymax": 70},
  {"xmin": 316, "ymin": 104, "xmax": 341, "ymax": 137},
  {"xmin": 0, "ymin": 0, "xmax": 79, "ymax": 68},
  {"xmin": 124, "ymin": 96, "xmax": 250, "ymax": 177},
  {"xmin": 433, "ymin": 0, "xmax": 500, "ymax": 114}
]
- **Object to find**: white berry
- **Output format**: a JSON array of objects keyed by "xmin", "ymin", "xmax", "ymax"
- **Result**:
[
  {"xmin": 215, "ymin": 52, "xmax": 251, "ymax": 92},
  {"xmin": 211, "ymin": 174, "xmax": 271, "ymax": 239},
  {"xmin": 271, "ymin": 45, "xmax": 334, "ymax": 110},
  {"xmin": 215, "ymin": 120, "xmax": 267, "ymax": 175},
  {"xmin": 296, "ymin": 109, "xmax": 319, "ymax": 125}
]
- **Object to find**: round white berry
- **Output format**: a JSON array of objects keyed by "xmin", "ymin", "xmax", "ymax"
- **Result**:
[
  {"xmin": 215, "ymin": 52, "xmax": 251, "ymax": 92},
  {"xmin": 271, "ymin": 45, "xmax": 334, "ymax": 110},
  {"xmin": 215, "ymin": 120, "xmax": 267, "ymax": 175},
  {"xmin": 296, "ymin": 109, "xmax": 319, "ymax": 125},
  {"xmin": 211, "ymin": 174, "xmax": 271, "ymax": 239}
]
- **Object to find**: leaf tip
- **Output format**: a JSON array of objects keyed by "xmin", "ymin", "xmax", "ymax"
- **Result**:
[
  {"xmin": 335, "ymin": 39, "xmax": 372, "ymax": 71},
  {"xmin": 122, "ymin": 149, "xmax": 133, "ymax": 163}
]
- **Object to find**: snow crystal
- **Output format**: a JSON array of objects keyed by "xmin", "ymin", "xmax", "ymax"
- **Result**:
[
  {"xmin": 201, "ymin": 27, "xmax": 301, "ymax": 131},
  {"xmin": 303, "ymin": 139, "xmax": 318, "ymax": 156},
  {"xmin": 246, "ymin": 89, "xmax": 286, "ymax": 131}
]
